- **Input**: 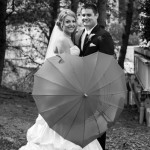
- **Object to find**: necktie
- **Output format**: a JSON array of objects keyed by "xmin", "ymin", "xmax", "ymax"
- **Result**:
[{"xmin": 83, "ymin": 34, "xmax": 88, "ymax": 51}]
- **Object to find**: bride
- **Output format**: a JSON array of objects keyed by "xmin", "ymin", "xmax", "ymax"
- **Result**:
[{"xmin": 19, "ymin": 9, "xmax": 103, "ymax": 150}]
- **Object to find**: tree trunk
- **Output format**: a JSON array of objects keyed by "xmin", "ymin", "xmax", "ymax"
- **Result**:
[
  {"xmin": 119, "ymin": 0, "xmax": 126, "ymax": 21},
  {"xmin": 97, "ymin": 0, "xmax": 107, "ymax": 28},
  {"xmin": 49, "ymin": 0, "xmax": 60, "ymax": 39},
  {"xmin": 52, "ymin": 0, "xmax": 60, "ymax": 24},
  {"xmin": 0, "ymin": 0, "xmax": 7, "ymax": 86},
  {"xmin": 70, "ymin": 0, "xmax": 79, "ymax": 14},
  {"xmin": 118, "ymin": 0, "xmax": 134, "ymax": 69}
]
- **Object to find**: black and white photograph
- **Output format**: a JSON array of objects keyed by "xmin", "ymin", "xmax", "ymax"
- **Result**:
[{"xmin": 0, "ymin": 0, "xmax": 150, "ymax": 150}]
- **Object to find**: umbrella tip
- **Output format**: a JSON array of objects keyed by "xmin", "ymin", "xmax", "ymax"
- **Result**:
[{"xmin": 83, "ymin": 93, "xmax": 88, "ymax": 98}]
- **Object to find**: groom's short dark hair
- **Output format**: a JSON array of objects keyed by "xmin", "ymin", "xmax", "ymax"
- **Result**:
[{"xmin": 81, "ymin": 3, "xmax": 98, "ymax": 14}]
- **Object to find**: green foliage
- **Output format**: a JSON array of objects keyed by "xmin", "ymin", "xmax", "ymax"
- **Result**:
[{"xmin": 140, "ymin": 0, "xmax": 150, "ymax": 42}]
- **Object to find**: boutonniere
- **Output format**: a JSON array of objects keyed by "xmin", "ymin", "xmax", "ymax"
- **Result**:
[
  {"xmin": 98, "ymin": 36, "xmax": 103, "ymax": 41},
  {"xmin": 88, "ymin": 33, "xmax": 96, "ymax": 41}
]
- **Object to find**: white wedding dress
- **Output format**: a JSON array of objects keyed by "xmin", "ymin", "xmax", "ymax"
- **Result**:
[{"xmin": 19, "ymin": 25, "xmax": 102, "ymax": 150}]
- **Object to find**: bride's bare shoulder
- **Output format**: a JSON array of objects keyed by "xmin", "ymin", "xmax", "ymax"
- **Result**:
[
  {"xmin": 58, "ymin": 34, "xmax": 70, "ymax": 41},
  {"xmin": 57, "ymin": 36, "xmax": 66, "ymax": 42},
  {"xmin": 56, "ymin": 35, "xmax": 70, "ymax": 46}
]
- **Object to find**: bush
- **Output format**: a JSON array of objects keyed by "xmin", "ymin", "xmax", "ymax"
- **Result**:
[
  {"xmin": 108, "ymin": 22, "xmax": 140, "ymax": 46},
  {"xmin": 108, "ymin": 22, "xmax": 124, "ymax": 45},
  {"xmin": 140, "ymin": 0, "xmax": 150, "ymax": 43},
  {"xmin": 128, "ymin": 32, "xmax": 140, "ymax": 45}
]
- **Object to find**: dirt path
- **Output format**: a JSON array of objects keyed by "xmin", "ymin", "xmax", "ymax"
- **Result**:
[{"xmin": 0, "ymin": 87, "xmax": 150, "ymax": 150}]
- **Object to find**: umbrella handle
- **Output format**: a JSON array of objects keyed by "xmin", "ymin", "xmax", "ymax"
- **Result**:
[{"xmin": 56, "ymin": 55, "xmax": 64, "ymax": 64}]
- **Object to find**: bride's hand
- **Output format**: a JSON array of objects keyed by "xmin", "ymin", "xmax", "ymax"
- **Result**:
[{"xmin": 70, "ymin": 45, "xmax": 80, "ymax": 56}]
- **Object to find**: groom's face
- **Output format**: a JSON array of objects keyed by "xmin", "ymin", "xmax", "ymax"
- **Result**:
[{"xmin": 81, "ymin": 8, "xmax": 98, "ymax": 30}]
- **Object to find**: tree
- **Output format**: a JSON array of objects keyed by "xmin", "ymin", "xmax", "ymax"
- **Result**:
[
  {"xmin": 119, "ymin": 0, "xmax": 126, "ymax": 21},
  {"xmin": 118, "ymin": 0, "xmax": 134, "ymax": 69},
  {"xmin": 70, "ymin": 0, "xmax": 79, "ymax": 13},
  {"xmin": 140, "ymin": 0, "xmax": 150, "ymax": 42},
  {"xmin": 97, "ymin": 0, "xmax": 107, "ymax": 28},
  {"xmin": 1, "ymin": 0, "xmax": 112, "ymax": 90},
  {"xmin": 79, "ymin": 0, "xmax": 107, "ymax": 27},
  {"xmin": 1, "ymin": 0, "xmax": 61, "ymax": 88},
  {"xmin": 50, "ymin": 0, "xmax": 60, "ymax": 37},
  {"xmin": 0, "ymin": 0, "xmax": 7, "ymax": 85}
]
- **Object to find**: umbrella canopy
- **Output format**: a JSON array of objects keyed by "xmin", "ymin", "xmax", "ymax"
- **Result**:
[{"xmin": 32, "ymin": 52, "xmax": 127, "ymax": 148}]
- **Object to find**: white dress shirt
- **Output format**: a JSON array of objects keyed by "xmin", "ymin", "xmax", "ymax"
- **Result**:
[{"xmin": 81, "ymin": 24, "xmax": 97, "ymax": 50}]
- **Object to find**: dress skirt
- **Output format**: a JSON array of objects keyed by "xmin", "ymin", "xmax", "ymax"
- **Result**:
[{"xmin": 19, "ymin": 115, "xmax": 102, "ymax": 150}]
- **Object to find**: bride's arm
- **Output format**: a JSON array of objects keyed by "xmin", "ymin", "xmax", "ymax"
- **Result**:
[
  {"xmin": 55, "ymin": 38, "xmax": 71, "ymax": 54},
  {"xmin": 54, "ymin": 38, "xmax": 80, "ymax": 56}
]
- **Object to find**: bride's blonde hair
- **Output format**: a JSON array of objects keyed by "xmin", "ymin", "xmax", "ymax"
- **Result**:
[{"xmin": 56, "ymin": 9, "xmax": 76, "ymax": 31}]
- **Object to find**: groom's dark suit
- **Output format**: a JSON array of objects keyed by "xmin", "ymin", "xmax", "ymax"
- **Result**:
[
  {"xmin": 74, "ymin": 24, "xmax": 115, "ymax": 150},
  {"xmin": 74, "ymin": 24, "xmax": 114, "ymax": 57}
]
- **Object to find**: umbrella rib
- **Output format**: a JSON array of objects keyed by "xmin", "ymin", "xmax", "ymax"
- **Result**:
[
  {"xmin": 87, "ymin": 55, "xmax": 113, "ymax": 92},
  {"xmin": 101, "ymin": 86, "xmax": 111, "ymax": 122},
  {"xmin": 34, "ymin": 75, "xmax": 79, "ymax": 93},
  {"xmin": 93, "ymin": 114, "xmax": 101, "ymax": 136},
  {"xmin": 64, "ymin": 97, "xmax": 84, "ymax": 139},
  {"xmin": 104, "ymin": 93, "xmax": 119, "ymax": 122},
  {"xmin": 100, "ymin": 95, "xmax": 115, "ymax": 122},
  {"xmin": 95, "ymin": 95, "xmax": 112, "ymax": 123},
  {"xmin": 33, "ymin": 94, "xmax": 78, "ymax": 96},
  {"xmin": 68, "ymin": 58, "xmax": 84, "ymax": 92},
  {"xmin": 47, "ymin": 59, "xmax": 81, "ymax": 92},
  {"xmin": 97, "ymin": 107, "xmax": 111, "ymax": 123},
  {"xmin": 40, "ymin": 96, "xmax": 80, "ymax": 113},
  {"xmin": 98, "ymin": 97, "xmax": 118, "ymax": 122},
  {"xmin": 88, "ymin": 57, "xmax": 124, "ymax": 93},
  {"xmin": 86, "ymin": 100, "xmax": 101, "ymax": 136},
  {"xmin": 91, "ymin": 90, "xmax": 127, "ymax": 96},
  {"xmin": 52, "ymin": 98, "xmax": 82, "ymax": 129},
  {"xmin": 89, "ymin": 72, "xmax": 125, "ymax": 93},
  {"xmin": 82, "ymin": 98, "xmax": 86, "ymax": 147},
  {"xmin": 101, "ymin": 99, "xmax": 124, "ymax": 109},
  {"xmin": 85, "ymin": 52, "xmax": 99, "ymax": 88},
  {"xmin": 102, "ymin": 106, "xmax": 119, "ymax": 123}
]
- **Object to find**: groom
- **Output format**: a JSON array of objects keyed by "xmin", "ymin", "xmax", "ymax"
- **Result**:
[{"xmin": 73, "ymin": 3, "xmax": 115, "ymax": 150}]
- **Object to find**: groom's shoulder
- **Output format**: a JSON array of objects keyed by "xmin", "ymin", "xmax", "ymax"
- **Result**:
[
  {"xmin": 97, "ymin": 27, "xmax": 111, "ymax": 37},
  {"xmin": 75, "ymin": 26, "xmax": 84, "ymax": 35}
]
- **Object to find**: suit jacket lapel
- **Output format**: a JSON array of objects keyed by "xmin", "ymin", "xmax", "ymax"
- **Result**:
[
  {"xmin": 83, "ymin": 24, "xmax": 100, "ymax": 55},
  {"xmin": 90, "ymin": 24, "xmax": 100, "ymax": 34},
  {"xmin": 83, "ymin": 25, "xmax": 99, "ymax": 44},
  {"xmin": 76, "ymin": 25, "xmax": 101, "ymax": 56}
]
